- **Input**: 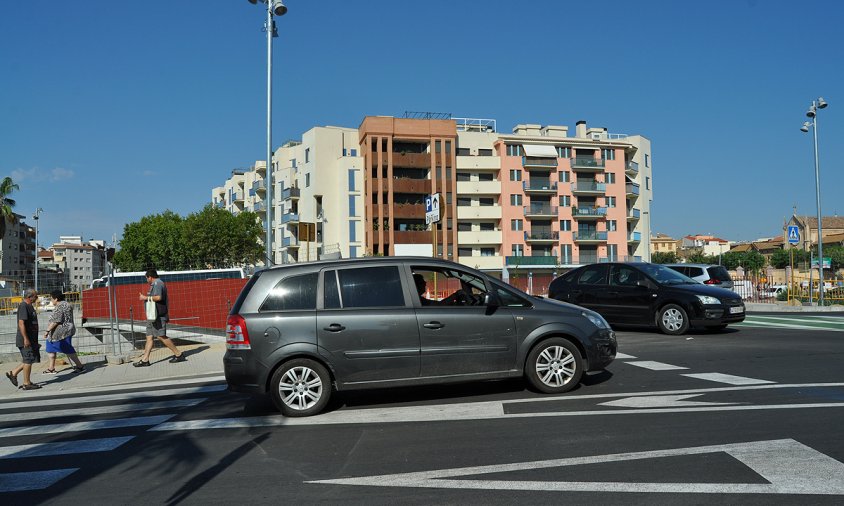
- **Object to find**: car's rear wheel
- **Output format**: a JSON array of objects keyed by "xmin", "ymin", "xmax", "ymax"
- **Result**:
[
  {"xmin": 525, "ymin": 338, "xmax": 583, "ymax": 394},
  {"xmin": 270, "ymin": 359, "xmax": 331, "ymax": 417},
  {"xmin": 657, "ymin": 304, "xmax": 689, "ymax": 335}
]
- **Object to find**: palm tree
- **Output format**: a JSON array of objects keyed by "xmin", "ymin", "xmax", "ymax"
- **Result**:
[{"xmin": 0, "ymin": 176, "xmax": 20, "ymax": 240}]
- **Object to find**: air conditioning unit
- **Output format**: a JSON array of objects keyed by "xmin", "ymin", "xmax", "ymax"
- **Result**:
[{"xmin": 590, "ymin": 132, "xmax": 603, "ymax": 141}]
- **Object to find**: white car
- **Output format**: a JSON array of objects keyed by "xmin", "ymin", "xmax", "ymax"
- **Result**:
[{"xmin": 760, "ymin": 285, "xmax": 788, "ymax": 299}]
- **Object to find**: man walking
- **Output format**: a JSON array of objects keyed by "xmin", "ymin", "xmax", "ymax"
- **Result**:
[
  {"xmin": 133, "ymin": 269, "xmax": 185, "ymax": 367},
  {"xmin": 5, "ymin": 288, "xmax": 41, "ymax": 390}
]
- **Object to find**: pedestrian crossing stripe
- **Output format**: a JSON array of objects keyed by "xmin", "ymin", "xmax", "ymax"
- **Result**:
[
  {"xmin": 736, "ymin": 315, "xmax": 844, "ymax": 332},
  {"xmin": 0, "ymin": 414, "xmax": 174, "ymax": 439},
  {"xmin": 0, "ymin": 436, "xmax": 134, "ymax": 460},
  {"xmin": 0, "ymin": 399, "xmax": 204, "ymax": 424},
  {"xmin": 0, "ymin": 384, "xmax": 227, "ymax": 411},
  {"xmin": 0, "ymin": 469, "xmax": 77, "ymax": 492}
]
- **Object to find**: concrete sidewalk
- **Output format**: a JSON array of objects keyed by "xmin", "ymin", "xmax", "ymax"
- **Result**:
[{"xmin": 0, "ymin": 342, "xmax": 225, "ymax": 399}]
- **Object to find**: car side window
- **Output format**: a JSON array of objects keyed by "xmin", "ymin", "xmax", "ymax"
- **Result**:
[
  {"xmin": 260, "ymin": 272, "xmax": 318, "ymax": 311},
  {"xmin": 412, "ymin": 266, "xmax": 490, "ymax": 307},
  {"xmin": 337, "ymin": 266, "xmax": 405, "ymax": 308},
  {"xmin": 323, "ymin": 270, "xmax": 341, "ymax": 309},
  {"xmin": 689, "ymin": 267, "xmax": 704, "ymax": 278},
  {"xmin": 611, "ymin": 266, "xmax": 642, "ymax": 286},
  {"xmin": 495, "ymin": 285, "xmax": 531, "ymax": 307},
  {"xmin": 578, "ymin": 265, "xmax": 608, "ymax": 285}
]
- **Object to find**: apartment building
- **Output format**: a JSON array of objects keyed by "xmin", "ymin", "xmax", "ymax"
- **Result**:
[
  {"xmin": 651, "ymin": 233, "xmax": 679, "ymax": 255},
  {"xmin": 49, "ymin": 236, "xmax": 104, "ymax": 291},
  {"xmin": 0, "ymin": 213, "xmax": 35, "ymax": 287}
]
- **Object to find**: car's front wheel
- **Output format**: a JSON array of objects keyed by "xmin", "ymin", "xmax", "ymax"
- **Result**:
[
  {"xmin": 270, "ymin": 359, "xmax": 331, "ymax": 417},
  {"xmin": 657, "ymin": 304, "xmax": 690, "ymax": 335},
  {"xmin": 525, "ymin": 338, "xmax": 583, "ymax": 394}
]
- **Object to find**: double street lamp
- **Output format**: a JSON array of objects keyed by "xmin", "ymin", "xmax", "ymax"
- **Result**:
[
  {"xmin": 801, "ymin": 97, "xmax": 829, "ymax": 305},
  {"xmin": 246, "ymin": 0, "xmax": 288, "ymax": 267}
]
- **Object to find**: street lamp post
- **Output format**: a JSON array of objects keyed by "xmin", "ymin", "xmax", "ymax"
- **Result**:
[
  {"xmin": 33, "ymin": 208, "xmax": 43, "ymax": 292},
  {"xmin": 247, "ymin": 0, "xmax": 287, "ymax": 267},
  {"xmin": 801, "ymin": 97, "xmax": 829, "ymax": 305}
]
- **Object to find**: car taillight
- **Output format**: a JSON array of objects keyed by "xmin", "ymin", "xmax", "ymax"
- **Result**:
[
  {"xmin": 226, "ymin": 314, "xmax": 251, "ymax": 350},
  {"xmin": 704, "ymin": 279, "xmax": 719, "ymax": 285}
]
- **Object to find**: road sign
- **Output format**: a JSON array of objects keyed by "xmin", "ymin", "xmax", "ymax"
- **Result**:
[
  {"xmin": 787, "ymin": 225, "xmax": 800, "ymax": 245},
  {"xmin": 425, "ymin": 193, "xmax": 440, "ymax": 225}
]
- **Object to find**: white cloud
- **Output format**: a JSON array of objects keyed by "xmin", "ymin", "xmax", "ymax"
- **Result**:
[
  {"xmin": 50, "ymin": 167, "xmax": 74, "ymax": 181},
  {"xmin": 10, "ymin": 166, "xmax": 75, "ymax": 183}
]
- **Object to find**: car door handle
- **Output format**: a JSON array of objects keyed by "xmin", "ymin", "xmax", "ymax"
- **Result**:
[
  {"xmin": 323, "ymin": 324, "xmax": 346, "ymax": 332},
  {"xmin": 423, "ymin": 322, "xmax": 444, "ymax": 329}
]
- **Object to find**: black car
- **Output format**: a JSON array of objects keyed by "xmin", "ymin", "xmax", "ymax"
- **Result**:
[
  {"xmin": 225, "ymin": 257, "xmax": 617, "ymax": 416},
  {"xmin": 548, "ymin": 262, "xmax": 745, "ymax": 335}
]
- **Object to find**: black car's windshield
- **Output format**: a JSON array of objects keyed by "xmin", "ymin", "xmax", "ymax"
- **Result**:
[{"xmin": 638, "ymin": 263, "xmax": 698, "ymax": 285}]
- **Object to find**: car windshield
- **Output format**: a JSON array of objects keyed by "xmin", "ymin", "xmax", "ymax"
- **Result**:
[{"xmin": 638, "ymin": 263, "xmax": 698, "ymax": 285}]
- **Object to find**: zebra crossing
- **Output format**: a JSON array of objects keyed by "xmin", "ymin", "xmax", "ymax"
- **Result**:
[
  {"xmin": 0, "ymin": 378, "xmax": 226, "ymax": 493},
  {"xmin": 735, "ymin": 314, "xmax": 844, "ymax": 332}
]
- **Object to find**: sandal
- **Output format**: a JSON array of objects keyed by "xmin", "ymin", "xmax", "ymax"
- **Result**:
[
  {"xmin": 43, "ymin": 368, "xmax": 58, "ymax": 374},
  {"xmin": 20, "ymin": 383, "xmax": 41, "ymax": 390},
  {"xmin": 133, "ymin": 360, "xmax": 151, "ymax": 368},
  {"xmin": 5, "ymin": 371, "xmax": 17, "ymax": 387}
]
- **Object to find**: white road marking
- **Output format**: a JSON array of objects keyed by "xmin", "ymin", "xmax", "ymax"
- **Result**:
[
  {"xmin": 0, "ymin": 384, "xmax": 226, "ymax": 412},
  {"xmin": 682, "ymin": 373, "xmax": 775, "ymax": 385},
  {"xmin": 0, "ymin": 375, "xmax": 227, "ymax": 402},
  {"xmin": 306, "ymin": 439, "xmax": 844, "ymax": 495},
  {"xmin": 626, "ymin": 361, "xmax": 689, "ymax": 371},
  {"xmin": 599, "ymin": 394, "xmax": 738, "ymax": 408},
  {"xmin": 615, "ymin": 352, "xmax": 637, "ymax": 360},
  {"xmin": 0, "ymin": 436, "xmax": 134, "ymax": 459},
  {"xmin": 735, "ymin": 320, "xmax": 843, "ymax": 331},
  {"xmin": 748, "ymin": 315, "xmax": 844, "ymax": 324},
  {"xmin": 0, "ymin": 469, "xmax": 78, "ymax": 493},
  {"xmin": 0, "ymin": 414, "xmax": 174, "ymax": 438},
  {"xmin": 0, "ymin": 399, "xmax": 204, "ymax": 423}
]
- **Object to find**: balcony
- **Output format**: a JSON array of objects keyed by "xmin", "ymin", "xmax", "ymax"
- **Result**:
[
  {"xmin": 456, "ymin": 180, "xmax": 501, "ymax": 195},
  {"xmin": 573, "ymin": 231, "xmax": 608, "ymax": 243},
  {"xmin": 627, "ymin": 208, "xmax": 641, "ymax": 220},
  {"xmin": 231, "ymin": 192, "xmax": 244, "ymax": 203},
  {"xmin": 524, "ymin": 205, "xmax": 558, "ymax": 218},
  {"xmin": 251, "ymin": 179, "xmax": 266, "ymax": 194},
  {"xmin": 392, "ymin": 203, "xmax": 425, "ymax": 219},
  {"xmin": 282, "ymin": 187, "xmax": 300, "ymax": 200},
  {"xmin": 457, "ymin": 230, "xmax": 503, "ymax": 244},
  {"xmin": 628, "ymin": 231, "xmax": 642, "ymax": 242},
  {"xmin": 625, "ymin": 161, "xmax": 639, "ymax": 176},
  {"xmin": 393, "ymin": 178, "xmax": 430, "ymax": 194},
  {"xmin": 506, "ymin": 255, "xmax": 559, "ymax": 267},
  {"xmin": 282, "ymin": 236, "xmax": 299, "ymax": 248},
  {"xmin": 524, "ymin": 231, "xmax": 559, "ymax": 243},
  {"xmin": 626, "ymin": 182, "xmax": 640, "ymax": 198},
  {"xmin": 572, "ymin": 207, "xmax": 607, "ymax": 219},
  {"xmin": 372, "ymin": 230, "xmax": 430, "ymax": 245},
  {"xmin": 253, "ymin": 202, "xmax": 265, "ymax": 212},
  {"xmin": 570, "ymin": 157, "xmax": 605, "ymax": 171},
  {"xmin": 456, "ymin": 155, "xmax": 501, "ymax": 171},
  {"xmin": 523, "ymin": 181, "xmax": 557, "ymax": 194},
  {"xmin": 457, "ymin": 205, "xmax": 502, "ymax": 220},
  {"xmin": 571, "ymin": 182, "xmax": 606, "ymax": 195},
  {"xmin": 391, "ymin": 152, "xmax": 431, "ymax": 169},
  {"xmin": 255, "ymin": 161, "xmax": 267, "ymax": 175},
  {"xmin": 522, "ymin": 156, "xmax": 558, "ymax": 169},
  {"xmin": 281, "ymin": 212, "xmax": 300, "ymax": 224},
  {"xmin": 458, "ymin": 255, "xmax": 503, "ymax": 271}
]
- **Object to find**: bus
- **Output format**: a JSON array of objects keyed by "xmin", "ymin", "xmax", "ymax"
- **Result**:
[{"xmin": 90, "ymin": 267, "xmax": 247, "ymax": 288}]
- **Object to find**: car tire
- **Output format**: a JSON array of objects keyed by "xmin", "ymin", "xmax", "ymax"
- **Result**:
[
  {"xmin": 525, "ymin": 338, "xmax": 583, "ymax": 394},
  {"xmin": 657, "ymin": 304, "xmax": 690, "ymax": 335},
  {"xmin": 270, "ymin": 359, "xmax": 331, "ymax": 417}
]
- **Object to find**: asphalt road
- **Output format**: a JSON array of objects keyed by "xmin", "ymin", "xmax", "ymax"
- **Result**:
[{"xmin": 3, "ymin": 317, "xmax": 844, "ymax": 505}]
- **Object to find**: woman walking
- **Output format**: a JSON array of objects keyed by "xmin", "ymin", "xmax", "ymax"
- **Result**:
[{"xmin": 43, "ymin": 290, "xmax": 85, "ymax": 373}]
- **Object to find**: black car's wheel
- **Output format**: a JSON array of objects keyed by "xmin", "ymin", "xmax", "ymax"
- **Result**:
[
  {"xmin": 657, "ymin": 304, "xmax": 690, "ymax": 335},
  {"xmin": 270, "ymin": 359, "xmax": 331, "ymax": 417},
  {"xmin": 525, "ymin": 338, "xmax": 583, "ymax": 394}
]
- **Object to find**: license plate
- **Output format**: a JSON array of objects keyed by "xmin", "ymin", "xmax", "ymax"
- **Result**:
[{"xmin": 729, "ymin": 306, "xmax": 744, "ymax": 314}]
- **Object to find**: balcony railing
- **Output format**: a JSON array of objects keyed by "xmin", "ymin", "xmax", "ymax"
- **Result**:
[
  {"xmin": 626, "ymin": 182, "xmax": 640, "ymax": 196},
  {"xmin": 524, "ymin": 231, "xmax": 559, "ymax": 242},
  {"xmin": 627, "ymin": 208, "xmax": 641, "ymax": 219},
  {"xmin": 573, "ymin": 231, "xmax": 608, "ymax": 242},
  {"xmin": 523, "ymin": 181, "xmax": 557, "ymax": 192},
  {"xmin": 570, "ymin": 157, "xmax": 605, "ymax": 170},
  {"xmin": 251, "ymin": 180, "xmax": 266, "ymax": 193},
  {"xmin": 522, "ymin": 156, "xmax": 558, "ymax": 168},
  {"xmin": 282, "ymin": 187, "xmax": 300, "ymax": 200},
  {"xmin": 524, "ymin": 205, "xmax": 558, "ymax": 217},
  {"xmin": 253, "ymin": 202, "xmax": 265, "ymax": 212},
  {"xmin": 506, "ymin": 255, "xmax": 559, "ymax": 266},
  {"xmin": 626, "ymin": 161, "xmax": 639, "ymax": 175},
  {"xmin": 571, "ymin": 182, "xmax": 606, "ymax": 193},
  {"xmin": 628, "ymin": 231, "xmax": 642, "ymax": 242},
  {"xmin": 231, "ymin": 192, "xmax": 244, "ymax": 203},
  {"xmin": 282, "ymin": 236, "xmax": 299, "ymax": 248},
  {"xmin": 572, "ymin": 207, "xmax": 607, "ymax": 218},
  {"xmin": 281, "ymin": 212, "xmax": 300, "ymax": 224}
]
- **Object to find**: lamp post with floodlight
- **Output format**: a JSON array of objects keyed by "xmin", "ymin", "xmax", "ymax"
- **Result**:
[{"xmin": 800, "ymin": 97, "xmax": 828, "ymax": 305}]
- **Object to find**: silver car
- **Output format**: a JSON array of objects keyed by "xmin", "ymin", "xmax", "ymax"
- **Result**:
[
  {"xmin": 224, "ymin": 257, "xmax": 617, "ymax": 416},
  {"xmin": 664, "ymin": 263, "xmax": 734, "ymax": 291}
]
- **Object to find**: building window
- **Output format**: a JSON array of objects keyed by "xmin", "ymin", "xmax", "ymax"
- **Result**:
[
  {"xmin": 559, "ymin": 195, "xmax": 571, "ymax": 207},
  {"xmin": 457, "ymin": 197, "xmax": 471, "ymax": 207},
  {"xmin": 348, "ymin": 196, "xmax": 357, "ymax": 217},
  {"xmin": 556, "ymin": 146, "xmax": 571, "ymax": 158},
  {"xmin": 511, "ymin": 219, "xmax": 523, "ymax": 231},
  {"xmin": 349, "ymin": 246, "xmax": 358, "ymax": 258},
  {"xmin": 607, "ymin": 244, "xmax": 617, "ymax": 261},
  {"xmin": 608, "ymin": 220, "xmax": 617, "ymax": 232},
  {"xmin": 558, "ymin": 171, "xmax": 570, "ymax": 183},
  {"xmin": 305, "ymin": 173, "xmax": 311, "ymax": 188},
  {"xmin": 511, "ymin": 194, "xmax": 522, "ymax": 206},
  {"xmin": 606, "ymin": 196, "xmax": 616, "ymax": 208},
  {"xmin": 479, "ymin": 197, "xmax": 494, "ymax": 207},
  {"xmin": 561, "ymin": 244, "xmax": 572, "ymax": 263},
  {"xmin": 646, "ymin": 176, "xmax": 651, "ymax": 190},
  {"xmin": 605, "ymin": 172, "xmax": 615, "ymax": 184},
  {"xmin": 348, "ymin": 169, "xmax": 356, "ymax": 191},
  {"xmin": 458, "ymin": 247, "xmax": 473, "ymax": 257},
  {"xmin": 601, "ymin": 148, "xmax": 616, "ymax": 160},
  {"xmin": 481, "ymin": 247, "xmax": 495, "ymax": 257},
  {"xmin": 645, "ymin": 154, "xmax": 650, "ymax": 167},
  {"xmin": 509, "ymin": 169, "xmax": 522, "ymax": 181},
  {"xmin": 305, "ymin": 148, "xmax": 310, "ymax": 163},
  {"xmin": 560, "ymin": 219, "xmax": 571, "ymax": 231},
  {"xmin": 507, "ymin": 144, "xmax": 521, "ymax": 157},
  {"xmin": 349, "ymin": 221, "xmax": 356, "ymax": 242},
  {"xmin": 511, "ymin": 244, "xmax": 524, "ymax": 256},
  {"xmin": 351, "ymin": 149, "xmax": 357, "ymax": 157}
]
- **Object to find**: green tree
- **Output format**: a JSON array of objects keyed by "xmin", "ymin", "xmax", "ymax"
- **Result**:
[
  {"xmin": 182, "ymin": 205, "xmax": 264, "ymax": 267},
  {"xmin": 823, "ymin": 245, "xmax": 844, "ymax": 271},
  {"xmin": 770, "ymin": 248, "xmax": 809, "ymax": 269},
  {"xmin": 741, "ymin": 251, "xmax": 766, "ymax": 274},
  {"xmin": 0, "ymin": 176, "xmax": 20, "ymax": 240},
  {"xmin": 113, "ymin": 210, "xmax": 186, "ymax": 271},
  {"xmin": 651, "ymin": 251, "xmax": 678, "ymax": 264}
]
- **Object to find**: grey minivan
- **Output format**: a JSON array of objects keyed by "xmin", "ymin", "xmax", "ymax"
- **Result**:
[{"xmin": 224, "ymin": 257, "xmax": 617, "ymax": 416}]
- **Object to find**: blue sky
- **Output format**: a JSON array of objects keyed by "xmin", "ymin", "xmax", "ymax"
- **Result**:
[{"xmin": 2, "ymin": 0, "xmax": 841, "ymax": 247}]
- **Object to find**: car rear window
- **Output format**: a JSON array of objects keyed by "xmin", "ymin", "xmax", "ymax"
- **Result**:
[
  {"xmin": 687, "ymin": 267, "xmax": 704, "ymax": 277},
  {"xmin": 260, "ymin": 273, "xmax": 318, "ymax": 311},
  {"xmin": 707, "ymin": 266, "xmax": 731, "ymax": 281}
]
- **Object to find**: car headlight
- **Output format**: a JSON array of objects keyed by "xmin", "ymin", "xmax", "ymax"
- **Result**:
[
  {"xmin": 696, "ymin": 295, "xmax": 720, "ymax": 305},
  {"xmin": 582, "ymin": 310, "xmax": 611, "ymax": 329}
]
